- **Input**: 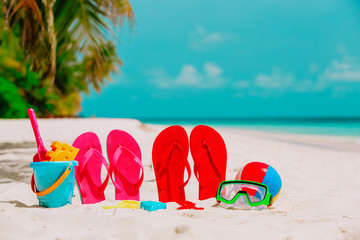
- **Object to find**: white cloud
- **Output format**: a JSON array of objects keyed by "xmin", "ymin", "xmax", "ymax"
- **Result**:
[
  {"xmin": 254, "ymin": 68, "xmax": 293, "ymax": 89},
  {"xmin": 293, "ymin": 79, "xmax": 315, "ymax": 92},
  {"xmin": 319, "ymin": 58, "xmax": 360, "ymax": 82},
  {"xmin": 147, "ymin": 62, "xmax": 226, "ymax": 89},
  {"xmin": 246, "ymin": 59, "xmax": 360, "ymax": 97},
  {"xmin": 176, "ymin": 65, "xmax": 201, "ymax": 86},
  {"xmin": 232, "ymin": 68, "xmax": 297, "ymax": 98},
  {"xmin": 204, "ymin": 62, "xmax": 222, "ymax": 77},
  {"xmin": 232, "ymin": 68, "xmax": 322, "ymax": 98},
  {"xmin": 203, "ymin": 33, "xmax": 226, "ymax": 43},
  {"xmin": 190, "ymin": 26, "xmax": 237, "ymax": 51},
  {"xmin": 147, "ymin": 68, "xmax": 172, "ymax": 88}
]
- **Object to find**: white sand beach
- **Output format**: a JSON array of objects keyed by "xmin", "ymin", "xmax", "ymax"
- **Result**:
[{"xmin": 0, "ymin": 118, "xmax": 360, "ymax": 240}]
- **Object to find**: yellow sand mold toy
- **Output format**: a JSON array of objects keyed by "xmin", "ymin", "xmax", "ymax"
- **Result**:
[
  {"xmin": 103, "ymin": 200, "xmax": 140, "ymax": 209},
  {"xmin": 45, "ymin": 141, "xmax": 79, "ymax": 161}
]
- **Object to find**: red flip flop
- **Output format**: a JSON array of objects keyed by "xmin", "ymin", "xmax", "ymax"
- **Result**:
[
  {"xmin": 152, "ymin": 125, "xmax": 191, "ymax": 203},
  {"xmin": 190, "ymin": 125, "xmax": 227, "ymax": 200}
]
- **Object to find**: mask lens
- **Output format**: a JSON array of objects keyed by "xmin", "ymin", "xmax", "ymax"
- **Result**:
[{"xmin": 219, "ymin": 182, "xmax": 267, "ymax": 203}]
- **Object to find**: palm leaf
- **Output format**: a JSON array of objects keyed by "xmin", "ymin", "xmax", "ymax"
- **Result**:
[
  {"xmin": 67, "ymin": 0, "xmax": 109, "ymax": 52},
  {"xmin": 99, "ymin": 0, "xmax": 135, "ymax": 25},
  {"xmin": 10, "ymin": 0, "xmax": 44, "ymax": 28},
  {"xmin": 83, "ymin": 41, "xmax": 122, "ymax": 92}
]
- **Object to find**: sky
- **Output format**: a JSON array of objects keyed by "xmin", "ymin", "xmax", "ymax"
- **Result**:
[{"xmin": 81, "ymin": 0, "xmax": 360, "ymax": 119}]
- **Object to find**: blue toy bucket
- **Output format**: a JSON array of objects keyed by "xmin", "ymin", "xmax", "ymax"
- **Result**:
[{"xmin": 30, "ymin": 161, "xmax": 78, "ymax": 208}]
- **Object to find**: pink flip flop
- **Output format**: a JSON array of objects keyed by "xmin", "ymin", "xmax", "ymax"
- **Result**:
[
  {"xmin": 107, "ymin": 130, "xmax": 144, "ymax": 201},
  {"xmin": 72, "ymin": 132, "xmax": 110, "ymax": 204}
]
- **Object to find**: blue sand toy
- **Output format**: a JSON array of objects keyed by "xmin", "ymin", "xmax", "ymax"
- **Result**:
[{"xmin": 140, "ymin": 201, "xmax": 166, "ymax": 212}]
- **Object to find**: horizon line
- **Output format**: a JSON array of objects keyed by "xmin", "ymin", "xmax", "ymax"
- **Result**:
[{"xmin": 138, "ymin": 116, "xmax": 360, "ymax": 123}]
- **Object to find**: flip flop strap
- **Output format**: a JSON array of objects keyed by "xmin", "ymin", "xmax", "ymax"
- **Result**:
[
  {"xmin": 156, "ymin": 141, "xmax": 191, "ymax": 189},
  {"xmin": 109, "ymin": 145, "xmax": 144, "ymax": 193},
  {"xmin": 77, "ymin": 148, "xmax": 110, "ymax": 197},
  {"xmin": 194, "ymin": 139, "xmax": 224, "ymax": 188}
]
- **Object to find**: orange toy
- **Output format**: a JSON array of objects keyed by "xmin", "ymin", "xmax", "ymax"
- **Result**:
[{"xmin": 45, "ymin": 141, "xmax": 79, "ymax": 161}]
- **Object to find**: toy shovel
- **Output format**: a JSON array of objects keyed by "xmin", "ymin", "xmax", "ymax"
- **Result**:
[{"xmin": 27, "ymin": 108, "xmax": 48, "ymax": 162}]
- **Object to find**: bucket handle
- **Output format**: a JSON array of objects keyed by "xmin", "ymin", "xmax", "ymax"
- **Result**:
[{"xmin": 31, "ymin": 163, "xmax": 73, "ymax": 197}]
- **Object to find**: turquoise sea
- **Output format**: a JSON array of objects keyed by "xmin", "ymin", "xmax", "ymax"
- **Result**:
[{"xmin": 140, "ymin": 118, "xmax": 360, "ymax": 137}]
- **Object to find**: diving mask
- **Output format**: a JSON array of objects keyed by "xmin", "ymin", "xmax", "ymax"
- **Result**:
[{"xmin": 216, "ymin": 180, "xmax": 273, "ymax": 210}]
